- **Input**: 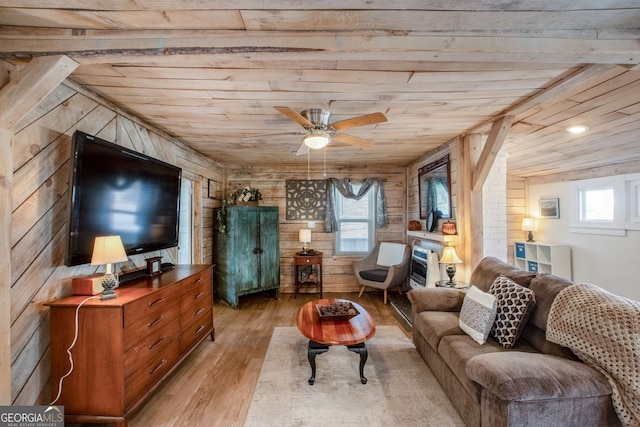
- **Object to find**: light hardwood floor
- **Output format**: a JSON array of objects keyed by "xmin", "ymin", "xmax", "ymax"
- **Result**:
[{"xmin": 76, "ymin": 291, "xmax": 409, "ymax": 427}]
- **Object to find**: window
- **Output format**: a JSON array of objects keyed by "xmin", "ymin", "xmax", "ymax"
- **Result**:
[
  {"xmin": 579, "ymin": 187, "xmax": 614, "ymax": 222},
  {"xmin": 569, "ymin": 175, "xmax": 626, "ymax": 236},
  {"xmin": 334, "ymin": 184, "xmax": 375, "ymax": 255},
  {"xmin": 628, "ymin": 177, "xmax": 640, "ymax": 224}
]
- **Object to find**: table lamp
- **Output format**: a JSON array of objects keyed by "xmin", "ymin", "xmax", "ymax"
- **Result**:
[
  {"xmin": 522, "ymin": 217, "xmax": 539, "ymax": 242},
  {"xmin": 91, "ymin": 235, "xmax": 128, "ymax": 300},
  {"xmin": 439, "ymin": 246, "xmax": 463, "ymax": 286},
  {"xmin": 299, "ymin": 229, "xmax": 312, "ymax": 254}
]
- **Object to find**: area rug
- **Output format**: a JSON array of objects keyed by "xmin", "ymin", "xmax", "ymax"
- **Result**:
[{"xmin": 245, "ymin": 326, "xmax": 464, "ymax": 426}]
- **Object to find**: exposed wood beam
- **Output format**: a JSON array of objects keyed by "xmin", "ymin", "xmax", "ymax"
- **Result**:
[
  {"xmin": 1, "ymin": 32, "xmax": 638, "ymax": 65},
  {"xmin": 462, "ymin": 133, "xmax": 484, "ymax": 270},
  {"xmin": 472, "ymin": 115, "xmax": 514, "ymax": 191},
  {"xmin": 0, "ymin": 55, "xmax": 78, "ymax": 129},
  {"xmin": 0, "ymin": 59, "xmax": 15, "ymax": 405},
  {"xmin": 466, "ymin": 64, "xmax": 623, "ymax": 135},
  {"xmin": 0, "ymin": 127, "xmax": 11, "ymax": 404}
]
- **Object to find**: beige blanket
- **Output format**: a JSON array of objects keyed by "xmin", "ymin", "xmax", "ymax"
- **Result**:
[{"xmin": 547, "ymin": 283, "xmax": 640, "ymax": 427}]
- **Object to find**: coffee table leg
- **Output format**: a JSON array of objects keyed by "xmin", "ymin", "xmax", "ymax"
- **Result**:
[
  {"xmin": 347, "ymin": 343, "xmax": 368, "ymax": 384},
  {"xmin": 307, "ymin": 341, "xmax": 330, "ymax": 385}
]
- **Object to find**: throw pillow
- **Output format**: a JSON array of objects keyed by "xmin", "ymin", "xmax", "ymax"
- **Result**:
[
  {"xmin": 489, "ymin": 276, "xmax": 536, "ymax": 349},
  {"xmin": 459, "ymin": 285, "xmax": 498, "ymax": 345}
]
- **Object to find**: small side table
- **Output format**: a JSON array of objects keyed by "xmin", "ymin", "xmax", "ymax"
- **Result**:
[
  {"xmin": 293, "ymin": 251, "xmax": 323, "ymax": 298},
  {"xmin": 435, "ymin": 280, "xmax": 469, "ymax": 290}
]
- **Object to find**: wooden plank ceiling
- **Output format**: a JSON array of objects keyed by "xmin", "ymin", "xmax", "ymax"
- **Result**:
[{"xmin": 1, "ymin": 1, "xmax": 639, "ymax": 176}]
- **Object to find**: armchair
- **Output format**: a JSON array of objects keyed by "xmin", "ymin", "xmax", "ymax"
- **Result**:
[{"xmin": 353, "ymin": 242, "xmax": 411, "ymax": 304}]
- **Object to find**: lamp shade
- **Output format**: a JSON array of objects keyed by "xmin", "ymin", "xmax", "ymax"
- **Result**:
[
  {"xmin": 91, "ymin": 235, "xmax": 128, "ymax": 265},
  {"xmin": 439, "ymin": 246, "xmax": 462, "ymax": 264},
  {"xmin": 299, "ymin": 229, "xmax": 312, "ymax": 243},
  {"xmin": 521, "ymin": 217, "xmax": 539, "ymax": 232},
  {"xmin": 303, "ymin": 130, "xmax": 330, "ymax": 149}
]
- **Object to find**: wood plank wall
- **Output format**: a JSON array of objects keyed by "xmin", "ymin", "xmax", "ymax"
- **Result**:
[
  {"xmin": 225, "ymin": 163, "xmax": 406, "ymax": 294},
  {"xmin": 7, "ymin": 80, "xmax": 223, "ymax": 405},
  {"xmin": 506, "ymin": 175, "xmax": 527, "ymax": 263}
]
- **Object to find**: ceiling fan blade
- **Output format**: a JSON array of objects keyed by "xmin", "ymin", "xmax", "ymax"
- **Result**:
[
  {"xmin": 332, "ymin": 133, "xmax": 374, "ymax": 148},
  {"xmin": 329, "ymin": 112, "xmax": 387, "ymax": 131},
  {"xmin": 242, "ymin": 131, "xmax": 304, "ymax": 140},
  {"xmin": 274, "ymin": 106, "xmax": 313, "ymax": 128},
  {"xmin": 296, "ymin": 143, "xmax": 309, "ymax": 156}
]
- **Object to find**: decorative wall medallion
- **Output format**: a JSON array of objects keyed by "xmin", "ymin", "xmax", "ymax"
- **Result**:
[{"xmin": 286, "ymin": 180, "xmax": 327, "ymax": 220}]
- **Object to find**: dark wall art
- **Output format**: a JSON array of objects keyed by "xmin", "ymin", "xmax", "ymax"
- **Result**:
[{"xmin": 286, "ymin": 180, "xmax": 327, "ymax": 220}]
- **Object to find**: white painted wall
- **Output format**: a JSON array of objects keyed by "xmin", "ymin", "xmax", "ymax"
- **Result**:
[{"xmin": 527, "ymin": 180, "xmax": 640, "ymax": 302}]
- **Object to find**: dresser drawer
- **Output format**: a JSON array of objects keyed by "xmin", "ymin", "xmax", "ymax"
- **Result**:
[
  {"xmin": 180, "ymin": 269, "xmax": 212, "ymax": 296},
  {"xmin": 124, "ymin": 339, "xmax": 180, "ymax": 407},
  {"xmin": 180, "ymin": 281, "xmax": 211, "ymax": 311},
  {"xmin": 123, "ymin": 300, "xmax": 179, "ymax": 350},
  {"xmin": 124, "ymin": 319, "xmax": 180, "ymax": 378},
  {"xmin": 180, "ymin": 310, "xmax": 213, "ymax": 354},
  {"xmin": 124, "ymin": 284, "xmax": 182, "ymax": 326}
]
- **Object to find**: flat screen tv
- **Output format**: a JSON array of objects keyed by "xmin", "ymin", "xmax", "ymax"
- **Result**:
[{"xmin": 66, "ymin": 130, "xmax": 182, "ymax": 266}]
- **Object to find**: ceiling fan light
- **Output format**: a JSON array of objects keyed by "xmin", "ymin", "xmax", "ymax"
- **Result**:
[{"xmin": 303, "ymin": 130, "xmax": 330, "ymax": 149}]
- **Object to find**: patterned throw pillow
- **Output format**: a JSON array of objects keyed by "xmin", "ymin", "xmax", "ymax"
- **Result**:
[
  {"xmin": 489, "ymin": 276, "xmax": 536, "ymax": 348},
  {"xmin": 459, "ymin": 286, "xmax": 498, "ymax": 345}
]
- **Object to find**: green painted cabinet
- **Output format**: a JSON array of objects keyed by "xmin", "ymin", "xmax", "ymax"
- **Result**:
[{"xmin": 213, "ymin": 206, "xmax": 280, "ymax": 309}]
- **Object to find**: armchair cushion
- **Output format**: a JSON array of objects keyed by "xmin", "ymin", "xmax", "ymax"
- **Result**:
[
  {"xmin": 359, "ymin": 268, "xmax": 389, "ymax": 282},
  {"xmin": 377, "ymin": 242, "xmax": 407, "ymax": 267}
]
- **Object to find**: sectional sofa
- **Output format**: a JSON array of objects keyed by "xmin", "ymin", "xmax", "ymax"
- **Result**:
[{"xmin": 408, "ymin": 256, "xmax": 623, "ymax": 427}]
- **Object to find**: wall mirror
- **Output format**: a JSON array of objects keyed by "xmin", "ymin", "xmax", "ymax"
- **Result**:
[{"xmin": 418, "ymin": 154, "xmax": 451, "ymax": 224}]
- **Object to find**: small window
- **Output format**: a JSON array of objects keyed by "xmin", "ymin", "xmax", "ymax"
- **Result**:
[
  {"xmin": 579, "ymin": 187, "xmax": 614, "ymax": 222},
  {"xmin": 334, "ymin": 184, "xmax": 375, "ymax": 255},
  {"xmin": 570, "ymin": 176, "xmax": 625, "ymax": 236}
]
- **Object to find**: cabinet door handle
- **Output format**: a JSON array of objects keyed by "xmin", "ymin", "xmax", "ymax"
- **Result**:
[
  {"xmin": 194, "ymin": 291, "xmax": 205, "ymax": 300},
  {"xmin": 149, "ymin": 359, "xmax": 167, "ymax": 376},
  {"xmin": 148, "ymin": 336, "xmax": 166, "ymax": 350},
  {"xmin": 147, "ymin": 316, "xmax": 164, "ymax": 328},
  {"xmin": 193, "ymin": 278, "xmax": 202, "ymax": 284},
  {"xmin": 148, "ymin": 297, "xmax": 165, "ymax": 307},
  {"xmin": 194, "ymin": 308, "xmax": 205, "ymax": 317},
  {"xmin": 253, "ymin": 247, "xmax": 264, "ymax": 254}
]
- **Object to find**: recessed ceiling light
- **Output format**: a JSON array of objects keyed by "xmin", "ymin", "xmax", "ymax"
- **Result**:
[{"xmin": 566, "ymin": 125, "xmax": 589, "ymax": 134}]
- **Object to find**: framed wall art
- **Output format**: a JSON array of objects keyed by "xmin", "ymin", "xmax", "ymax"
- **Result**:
[
  {"xmin": 539, "ymin": 198, "xmax": 560, "ymax": 218},
  {"xmin": 286, "ymin": 179, "xmax": 327, "ymax": 220}
]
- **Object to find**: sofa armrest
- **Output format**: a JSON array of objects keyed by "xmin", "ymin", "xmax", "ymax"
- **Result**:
[{"xmin": 407, "ymin": 288, "xmax": 466, "ymax": 313}]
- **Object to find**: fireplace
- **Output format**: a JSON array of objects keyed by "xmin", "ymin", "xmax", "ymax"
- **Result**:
[
  {"xmin": 409, "ymin": 246, "xmax": 430, "ymax": 289},
  {"xmin": 409, "ymin": 244, "xmax": 443, "ymax": 289}
]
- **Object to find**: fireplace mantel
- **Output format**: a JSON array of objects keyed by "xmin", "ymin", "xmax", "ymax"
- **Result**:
[{"xmin": 407, "ymin": 230, "xmax": 459, "ymax": 244}]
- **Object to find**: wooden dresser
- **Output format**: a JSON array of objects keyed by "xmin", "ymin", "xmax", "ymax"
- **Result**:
[{"xmin": 46, "ymin": 265, "xmax": 214, "ymax": 427}]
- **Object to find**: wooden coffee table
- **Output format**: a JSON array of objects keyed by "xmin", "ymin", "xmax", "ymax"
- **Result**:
[{"xmin": 296, "ymin": 298, "xmax": 376, "ymax": 385}]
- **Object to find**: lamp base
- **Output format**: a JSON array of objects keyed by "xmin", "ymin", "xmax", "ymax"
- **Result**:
[
  {"xmin": 526, "ymin": 231, "xmax": 535, "ymax": 242},
  {"xmin": 100, "ymin": 272, "xmax": 119, "ymax": 300},
  {"xmin": 446, "ymin": 264, "xmax": 457, "ymax": 285}
]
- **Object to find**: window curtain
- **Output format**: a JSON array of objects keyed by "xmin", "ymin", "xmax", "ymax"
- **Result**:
[{"xmin": 324, "ymin": 177, "xmax": 387, "ymax": 232}]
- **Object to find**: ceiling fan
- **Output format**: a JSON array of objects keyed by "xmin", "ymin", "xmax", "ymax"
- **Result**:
[{"xmin": 273, "ymin": 106, "xmax": 387, "ymax": 155}]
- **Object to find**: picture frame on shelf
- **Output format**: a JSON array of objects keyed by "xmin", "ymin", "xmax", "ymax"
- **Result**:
[{"xmin": 539, "ymin": 197, "xmax": 560, "ymax": 218}]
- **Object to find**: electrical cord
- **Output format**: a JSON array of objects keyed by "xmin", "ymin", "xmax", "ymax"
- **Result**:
[{"xmin": 50, "ymin": 295, "xmax": 100, "ymax": 405}]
